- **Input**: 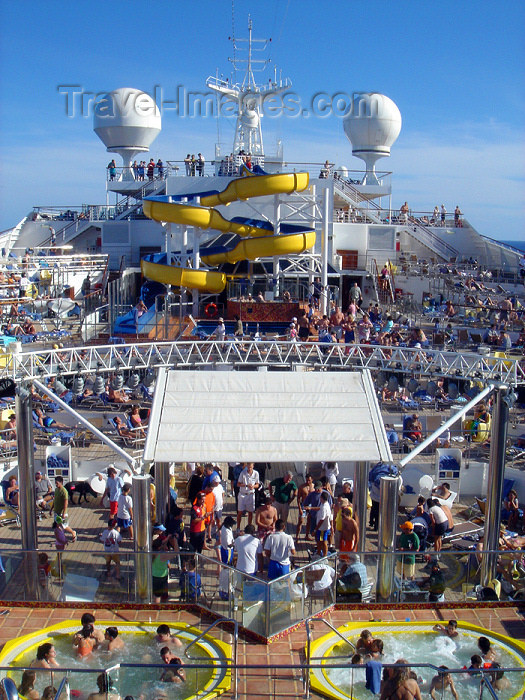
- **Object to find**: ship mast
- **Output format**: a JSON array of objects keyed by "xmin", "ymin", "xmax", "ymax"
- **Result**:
[{"xmin": 206, "ymin": 17, "xmax": 291, "ymax": 159}]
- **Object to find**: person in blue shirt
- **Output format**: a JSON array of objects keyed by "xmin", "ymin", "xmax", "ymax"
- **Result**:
[
  {"xmin": 179, "ymin": 559, "xmax": 201, "ymax": 601},
  {"xmin": 102, "ymin": 467, "xmax": 124, "ymax": 518},
  {"xmin": 202, "ymin": 464, "xmax": 221, "ymax": 490}
]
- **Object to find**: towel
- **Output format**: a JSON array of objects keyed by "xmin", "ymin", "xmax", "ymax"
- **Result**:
[{"xmin": 365, "ymin": 659, "xmax": 382, "ymax": 694}]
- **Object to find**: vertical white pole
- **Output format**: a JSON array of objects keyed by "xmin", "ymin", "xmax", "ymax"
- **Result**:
[
  {"xmin": 273, "ymin": 194, "xmax": 280, "ymax": 298},
  {"xmin": 321, "ymin": 185, "xmax": 330, "ymax": 316},
  {"xmin": 193, "ymin": 197, "xmax": 200, "ymax": 317}
]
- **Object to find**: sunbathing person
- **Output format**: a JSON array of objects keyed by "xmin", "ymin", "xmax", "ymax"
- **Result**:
[
  {"xmin": 5, "ymin": 476, "xmax": 19, "ymax": 507},
  {"xmin": 34, "ymin": 408, "xmax": 70, "ymax": 430},
  {"xmin": 22, "ymin": 319, "xmax": 36, "ymax": 335},
  {"xmin": 113, "ymin": 416, "xmax": 133, "ymax": 438},
  {"xmin": 108, "ymin": 385, "xmax": 129, "ymax": 403}
]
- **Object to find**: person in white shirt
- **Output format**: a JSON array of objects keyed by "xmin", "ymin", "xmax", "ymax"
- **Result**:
[
  {"xmin": 219, "ymin": 515, "xmax": 235, "ymax": 565},
  {"xmin": 316, "ymin": 492, "xmax": 332, "ymax": 557},
  {"xmin": 213, "ymin": 317, "xmax": 226, "ymax": 342},
  {"xmin": 321, "ymin": 462, "xmax": 339, "ymax": 490},
  {"xmin": 233, "ymin": 524, "xmax": 263, "ymax": 576},
  {"xmin": 264, "ymin": 519, "xmax": 296, "ymax": 580},
  {"xmin": 236, "ymin": 463, "xmax": 260, "ymax": 529},
  {"xmin": 117, "ymin": 483, "xmax": 133, "ymax": 540},
  {"xmin": 100, "ymin": 518, "xmax": 122, "ymax": 579},
  {"xmin": 212, "ymin": 476, "xmax": 224, "ymax": 534}
]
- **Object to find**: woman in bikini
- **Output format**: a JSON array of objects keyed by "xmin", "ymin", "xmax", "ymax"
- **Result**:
[
  {"xmin": 73, "ymin": 624, "xmax": 96, "ymax": 658},
  {"xmin": 380, "ymin": 666, "xmax": 422, "ymax": 699}
]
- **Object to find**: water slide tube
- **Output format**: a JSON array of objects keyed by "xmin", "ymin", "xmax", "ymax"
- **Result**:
[{"xmin": 141, "ymin": 171, "xmax": 315, "ymax": 292}]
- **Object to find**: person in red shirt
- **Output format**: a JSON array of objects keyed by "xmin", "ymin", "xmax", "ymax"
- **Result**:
[
  {"xmin": 201, "ymin": 485, "xmax": 216, "ymax": 544},
  {"xmin": 189, "ymin": 492, "xmax": 207, "ymax": 553}
]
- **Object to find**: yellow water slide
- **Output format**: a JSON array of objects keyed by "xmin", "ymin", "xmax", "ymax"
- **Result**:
[{"xmin": 141, "ymin": 171, "xmax": 315, "ymax": 292}]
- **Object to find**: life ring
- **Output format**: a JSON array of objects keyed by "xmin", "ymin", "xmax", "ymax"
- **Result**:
[{"xmin": 205, "ymin": 303, "xmax": 218, "ymax": 318}]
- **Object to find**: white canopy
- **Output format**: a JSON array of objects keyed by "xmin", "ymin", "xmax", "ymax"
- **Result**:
[{"xmin": 143, "ymin": 368, "xmax": 392, "ymax": 464}]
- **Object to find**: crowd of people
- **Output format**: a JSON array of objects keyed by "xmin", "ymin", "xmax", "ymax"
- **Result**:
[
  {"xmin": 107, "ymin": 159, "xmax": 165, "ymax": 181},
  {"xmin": 183, "ymin": 153, "xmax": 205, "ymax": 176},
  {"xmin": 19, "ymin": 612, "xmax": 513, "ymax": 697},
  {"xmin": 24, "ymin": 614, "xmax": 190, "ymax": 696},
  {"xmin": 343, "ymin": 624, "xmax": 511, "ymax": 698}
]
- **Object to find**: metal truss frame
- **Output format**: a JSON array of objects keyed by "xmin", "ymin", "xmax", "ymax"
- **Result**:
[{"xmin": 5, "ymin": 341, "xmax": 524, "ymax": 386}]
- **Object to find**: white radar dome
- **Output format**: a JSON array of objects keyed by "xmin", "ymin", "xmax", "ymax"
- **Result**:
[
  {"xmin": 343, "ymin": 93, "xmax": 401, "ymax": 185},
  {"xmin": 93, "ymin": 87, "xmax": 161, "ymax": 179}
]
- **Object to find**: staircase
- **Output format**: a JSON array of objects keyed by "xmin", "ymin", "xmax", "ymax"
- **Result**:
[
  {"xmin": 334, "ymin": 178, "xmax": 459, "ymax": 262},
  {"xmin": 333, "ymin": 179, "xmax": 383, "ymax": 223},
  {"xmin": 401, "ymin": 220, "xmax": 459, "ymax": 261}
]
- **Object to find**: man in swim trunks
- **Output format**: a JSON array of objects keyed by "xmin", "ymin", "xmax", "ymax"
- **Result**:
[{"xmin": 255, "ymin": 496, "xmax": 277, "ymax": 542}]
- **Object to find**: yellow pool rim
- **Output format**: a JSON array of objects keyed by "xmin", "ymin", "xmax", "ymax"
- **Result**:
[
  {"xmin": 308, "ymin": 620, "xmax": 525, "ymax": 700},
  {"xmin": 0, "ymin": 620, "xmax": 231, "ymax": 700}
]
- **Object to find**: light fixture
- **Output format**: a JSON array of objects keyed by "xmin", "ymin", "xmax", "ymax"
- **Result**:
[
  {"xmin": 407, "ymin": 378, "xmax": 419, "ymax": 394},
  {"xmin": 94, "ymin": 375, "xmax": 106, "ymax": 395},
  {"xmin": 72, "ymin": 376, "xmax": 84, "ymax": 395},
  {"xmin": 143, "ymin": 369, "xmax": 155, "ymax": 388},
  {"xmin": 448, "ymin": 382, "xmax": 459, "ymax": 400},
  {"xmin": 387, "ymin": 376, "xmax": 399, "ymax": 393},
  {"xmin": 54, "ymin": 377, "xmax": 67, "ymax": 396},
  {"xmin": 127, "ymin": 372, "xmax": 140, "ymax": 389},
  {"xmin": 111, "ymin": 373, "xmax": 124, "ymax": 390}
]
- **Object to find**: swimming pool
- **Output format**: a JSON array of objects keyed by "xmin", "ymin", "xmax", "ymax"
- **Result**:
[
  {"xmin": 308, "ymin": 621, "xmax": 525, "ymax": 700},
  {"xmin": 0, "ymin": 621, "xmax": 231, "ymax": 700}
]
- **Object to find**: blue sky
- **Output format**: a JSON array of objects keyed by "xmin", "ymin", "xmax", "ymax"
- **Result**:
[{"xmin": 1, "ymin": 0, "xmax": 524, "ymax": 241}]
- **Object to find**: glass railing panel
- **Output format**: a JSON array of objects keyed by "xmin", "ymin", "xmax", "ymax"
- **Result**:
[{"xmin": 1, "ymin": 547, "xmax": 523, "ymax": 608}]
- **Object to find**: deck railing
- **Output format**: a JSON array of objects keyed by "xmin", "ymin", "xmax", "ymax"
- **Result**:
[{"xmin": 1, "ymin": 548, "xmax": 523, "ymax": 616}]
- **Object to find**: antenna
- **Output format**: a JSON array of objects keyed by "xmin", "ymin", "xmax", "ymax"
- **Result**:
[{"xmin": 206, "ymin": 19, "xmax": 291, "ymax": 158}]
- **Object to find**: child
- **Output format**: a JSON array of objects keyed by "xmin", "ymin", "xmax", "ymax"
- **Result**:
[
  {"xmin": 429, "ymin": 666, "xmax": 459, "ymax": 700},
  {"xmin": 100, "ymin": 518, "xmax": 122, "ymax": 580},
  {"xmin": 466, "ymin": 654, "xmax": 483, "ymax": 674},
  {"xmin": 179, "ymin": 560, "xmax": 201, "ymax": 602},
  {"xmin": 38, "ymin": 552, "xmax": 51, "ymax": 589},
  {"xmin": 433, "ymin": 620, "xmax": 458, "ymax": 638},
  {"xmin": 52, "ymin": 517, "xmax": 70, "ymax": 579},
  {"xmin": 103, "ymin": 627, "xmax": 124, "ymax": 651}
]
